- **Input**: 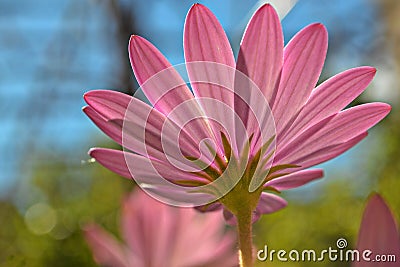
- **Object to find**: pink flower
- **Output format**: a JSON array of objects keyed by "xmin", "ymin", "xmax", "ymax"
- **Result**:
[
  {"xmin": 84, "ymin": 189, "xmax": 237, "ymax": 267},
  {"xmin": 83, "ymin": 4, "xmax": 390, "ymax": 222},
  {"xmin": 353, "ymin": 194, "xmax": 400, "ymax": 267}
]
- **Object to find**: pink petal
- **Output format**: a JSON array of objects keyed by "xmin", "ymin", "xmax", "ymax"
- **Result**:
[
  {"xmin": 237, "ymin": 4, "xmax": 283, "ymax": 104},
  {"xmin": 84, "ymin": 90, "xmax": 164, "ymax": 159},
  {"xmin": 129, "ymin": 35, "xmax": 214, "ymax": 145},
  {"xmin": 277, "ymin": 103, "xmax": 390, "ymax": 164},
  {"xmin": 265, "ymin": 169, "xmax": 323, "ymax": 191},
  {"xmin": 232, "ymin": 4, "xmax": 283, "ymax": 155},
  {"xmin": 171, "ymin": 210, "xmax": 237, "ymax": 267},
  {"xmin": 83, "ymin": 224, "xmax": 133, "ymax": 267},
  {"xmin": 275, "ymin": 115, "xmax": 333, "ymax": 163},
  {"xmin": 279, "ymin": 67, "xmax": 376, "ymax": 146},
  {"xmin": 291, "ymin": 132, "xmax": 367, "ymax": 170},
  {"xmin": 84, "ymin": 90, "xmax": 181, "ymax": 157},
  {"xmin": 272, "ymin": 23, "xmax": 328, "ymax": 136},
  {"xmin": 184, "ymin": 4, "xmax": 236, "ymax": 154},
  {"xmin": 233, "ymin": 72, "xmax": 277, "ymax": 156},
  {"xmin": 84, "ymin": 90, "xmax": 130, "ymax": 120},
  {"xmin": 354, "ymin": 194, "xmax": 400, "ymax": 267},
  {"xmin": 84, "ymin": 90, "xmax": 152, "ymax": 156},
  {"xmin": 83, "ymin": 106, "xmax": 122, "ymax": 145},
  {"xmin": 89, "ymin": 148, "xmax": 133, "ymax": 179},
  {"xmin": 120, "ymin": 117, "xmax": 211, "ymax": 170},
  {"xmin": 305, "ymin": 102, "xmax": 388, "ymax": 148},
  {"xmin": 255, "ymin": 192, "xmax": 288, "ymax": 215},
  {"xmin": 121, "ymin": 190, "xmax": 174, "ymax": 266},
  {"xmin": 89, "ymin": 148, "xmax": 208, "ymax": 182},
  {"xmin": 128, "ymin": 35, "xmax": 193, "ymax": 115},
  {"xmin": 89, "ymin": 148, "xmax": 214, "ymax": 206},
  {"xmin": 122, "ymin": 190, "xmax": 237, "ymax": 267},
  {"xmin": 84, "ymin": 90, "xmax": 210, "ymax": 167},
  {"xmin": 184, "ymin": 4, "xmax": 235, "ymax": 73}
]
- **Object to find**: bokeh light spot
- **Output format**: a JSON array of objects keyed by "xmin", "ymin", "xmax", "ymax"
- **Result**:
[{"xmin": 24, "ymin": 203, "xmax": 57, "ymax": 235}]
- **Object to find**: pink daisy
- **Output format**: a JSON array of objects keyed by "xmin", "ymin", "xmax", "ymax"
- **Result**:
[
  {"xmin": 84, "ymin": 189, "xmax": 237, "ymax": 267},
  {"xmin": 83, "ymin": 4, "xmax": 390, "ymax": 223}
]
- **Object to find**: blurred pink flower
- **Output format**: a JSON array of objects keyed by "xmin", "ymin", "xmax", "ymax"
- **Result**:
[
  {"xmin": 84, "ymin": 189, "xmax": 237, "ymax": 267},
  {"xmin": 83, "ymin": 4, "xmax": 390, "ymax": 222},
  {"xmin": 353, "ymin": 194, "xmax": 400, "ymax": 267}
]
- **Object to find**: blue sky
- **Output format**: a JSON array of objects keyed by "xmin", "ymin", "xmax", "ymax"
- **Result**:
[{"xmin": 0, "ymin": 0, "xmax": 383, "ymax": 197}]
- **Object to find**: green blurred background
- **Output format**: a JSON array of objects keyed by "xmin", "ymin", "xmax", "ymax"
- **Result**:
[{"xmin": 0, "ymin": 0, "xmax": 399, "ymax": 266}]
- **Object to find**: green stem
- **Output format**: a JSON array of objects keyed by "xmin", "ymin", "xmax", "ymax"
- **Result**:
[{"xmin": 237, "ymin": 207, "xmax": 253, "ymax": 267}]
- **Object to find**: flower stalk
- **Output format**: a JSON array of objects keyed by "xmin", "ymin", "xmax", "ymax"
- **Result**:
[
  {"xmin": 220, "ymin": 171, "xmax": 261, "ymax": 267},
  {"xmin": 237, "ymin": 207, "xmax": 254, "ymax": 267}
]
